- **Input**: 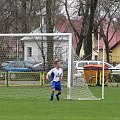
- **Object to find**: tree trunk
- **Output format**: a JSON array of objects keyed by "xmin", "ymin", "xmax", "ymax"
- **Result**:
[
  {"xmin": 21, "ymin": 1, "xmax": 28, "ymax": 33},
  {"xmin": 101, "ymin": 24, "xmax": 110, "ymax": 63},
  {"xmin": 105, "ymin": 41, "xmax": 110, "ymax": 63},
  {"xmin": 84, "ymin": 0, "xmax": 98, "ymax": 60},
  {"xmin": 46, "ymin": 0, "xmax": 54, "ymax": 69},
  {"xmin": 80, "ymin": 0, "xmax": 92, "ymax": 60},
  {"xmin": 75, "ymin": 31, "xmax": 84, "ymax": 56}
]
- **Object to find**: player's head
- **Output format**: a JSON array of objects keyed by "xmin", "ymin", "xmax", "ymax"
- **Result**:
[{"xmin": 54, "ymin": 59, "xmax": 60, "ymax": 68}]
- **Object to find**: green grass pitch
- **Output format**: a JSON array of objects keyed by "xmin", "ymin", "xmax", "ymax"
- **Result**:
[{"xmin": 0, "ymin": 86, "xmax": 120, "ymax": 120}]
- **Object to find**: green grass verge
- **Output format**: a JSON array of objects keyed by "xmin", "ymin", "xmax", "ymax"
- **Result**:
[{"xmin": 0, "ymin": 86, "xmax": 120, "ymax": 120}]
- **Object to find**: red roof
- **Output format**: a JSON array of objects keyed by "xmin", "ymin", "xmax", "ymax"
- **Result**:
[
  {"xmin": 55, "ymin": 16, "xmax": 82, "ymax": 48},
  {"xmin": 96, "ymin": 20, "xmax": 120, "ymax": 50}
]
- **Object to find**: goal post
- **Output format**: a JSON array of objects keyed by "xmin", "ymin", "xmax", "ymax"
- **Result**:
[{"xmin": 0, "ymin": 33, "xmax": 104, "ymax": 100}]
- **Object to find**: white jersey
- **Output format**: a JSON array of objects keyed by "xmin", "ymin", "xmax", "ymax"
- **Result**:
[{"xmin": 47, "ymin": 68, "xmax": 63, "ymax": 82}]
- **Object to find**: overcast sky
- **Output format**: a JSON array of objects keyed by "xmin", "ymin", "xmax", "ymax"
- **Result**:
[{"xmin": 62, "ymin": 0, "xmax": 78, "ymax": 19}]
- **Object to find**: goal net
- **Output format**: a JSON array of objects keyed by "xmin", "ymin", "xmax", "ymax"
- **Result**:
[
  {"xmin": 67, "ymin": 50, "xmax": 103, "ymax": 100},
  {"xmin": 0, "ymin": 33, "xmax": 103, "ymax": 100}
]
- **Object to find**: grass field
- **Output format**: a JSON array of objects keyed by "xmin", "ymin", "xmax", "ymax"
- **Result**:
[{"xmin": 0, "ymin": 86, "xmax": 120, "ymax": 120}]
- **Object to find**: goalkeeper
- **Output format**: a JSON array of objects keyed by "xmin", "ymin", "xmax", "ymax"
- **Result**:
[{"xmin": 46, "ymin": 59, "xmax": 63, "ymax": 101}]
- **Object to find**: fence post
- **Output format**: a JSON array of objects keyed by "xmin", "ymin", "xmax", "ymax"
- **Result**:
[
  {"xmin": 40, "ymin": 72, "xmax": 42, "ymax": 86},
  {"xmin": 5, "ymin": 71, "xmax": 9, "ymax": 87}
]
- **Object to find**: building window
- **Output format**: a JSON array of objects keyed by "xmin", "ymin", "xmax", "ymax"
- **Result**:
[
  {"xmin": 94, "ymin": 55, "xmax": 98, "ymax": 60},
  {"xmin": 27, "ymin": 47, "xmax": 32, "ymax": 57}
]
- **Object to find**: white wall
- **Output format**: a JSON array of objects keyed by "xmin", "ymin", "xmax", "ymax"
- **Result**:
[
  {"xmin": 24, "ymin": 40, "xmax": 68, "ymax": 63},
  {"xmin": 24, "ymin": 41, "xmax": 39, "ymax": 63}
]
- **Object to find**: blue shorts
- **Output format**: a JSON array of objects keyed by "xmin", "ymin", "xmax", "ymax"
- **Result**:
[{"xmin": 50, "ymin": 81, "xmax": 61, "ymax": 91}]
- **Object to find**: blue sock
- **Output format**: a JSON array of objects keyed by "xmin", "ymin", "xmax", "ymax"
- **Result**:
[
  {"xmin": 56, "ymin": 92, "xmax": 61, "ymax": 97},
  {"xmin": 50, "ymin": 94, "xmax": 54, "ymax": 101}
]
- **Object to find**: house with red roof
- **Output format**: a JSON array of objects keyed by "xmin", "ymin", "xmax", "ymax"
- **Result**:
[
  {"xmin": 94, "ymin": 20, "xmax": 120, "ymax": 63},
  {"xmin": 97, "ymin": 32, "xmax": 120, "ymax": 63}
]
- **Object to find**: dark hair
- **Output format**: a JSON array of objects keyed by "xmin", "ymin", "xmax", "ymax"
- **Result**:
[{"xmin": 54, "ymin": 59, "xmax": 59, "ymax": 65}]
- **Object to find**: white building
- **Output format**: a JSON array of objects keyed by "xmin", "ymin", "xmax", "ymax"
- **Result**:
[{"xmin": 21, "ymin": 26, "xmax": 69, "ymax": 63}]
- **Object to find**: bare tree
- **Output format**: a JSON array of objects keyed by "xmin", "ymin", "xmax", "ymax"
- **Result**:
[
  {"xmin": 46, "ymin": 0, "xmax": 62, "ymax": 68},
  {"xmin": 64, "ymin": 0, "xmax": 98, "ymax": 60},
  {"xmin": 0, "ymin": 0, "xmax": 43, "ymax": 62},
  {"xmin": 96, "ymin": 0, "xmax": 120, "ymax": 62},
  {"xmin": 64, "ymin": 0, "xmax": 120, "ymax": 62}
]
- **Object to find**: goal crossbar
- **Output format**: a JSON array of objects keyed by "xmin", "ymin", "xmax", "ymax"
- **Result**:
[{"xmin": 0, "ymin": 33, "xmax": 72, "ymax": 37}]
